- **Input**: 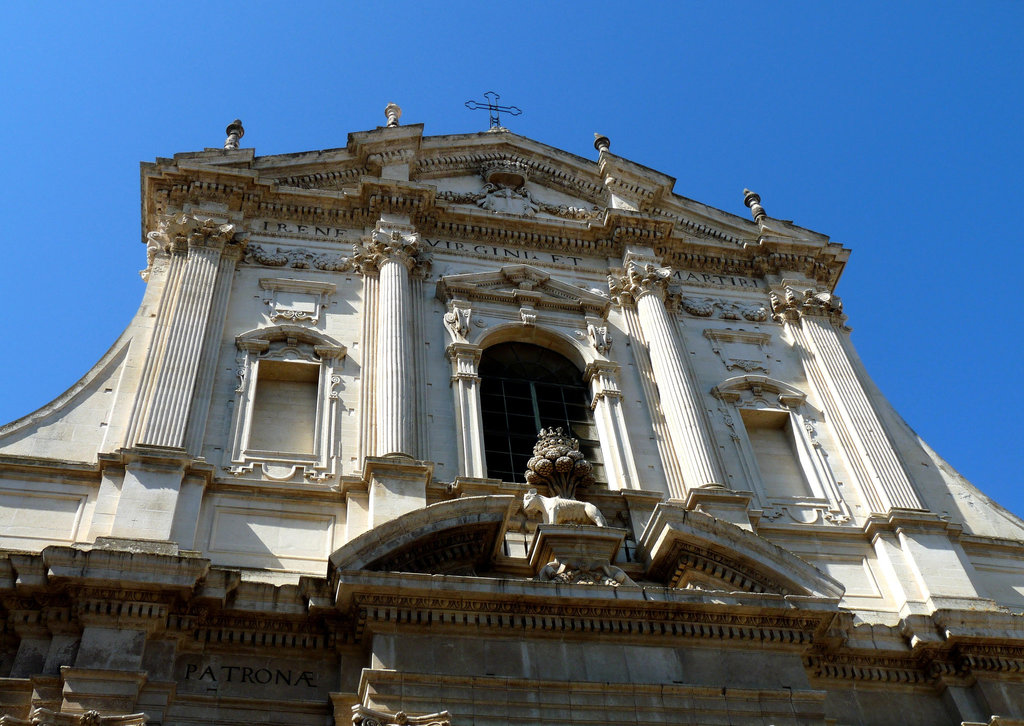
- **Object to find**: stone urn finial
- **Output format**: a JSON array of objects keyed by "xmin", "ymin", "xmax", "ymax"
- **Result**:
[
  {"xmin": 525, "ymin": 427, "xmax": 595, "ymax": 499},
  {"xmin": 593, "ymin": 133, "xmax": 611, "ymax": 153},
  {"xmin": 385, "ymin": 102, "xmax": 402, "ymax": 128},
  {"xmin": 224, "ymin": 119, "xmax": 244, "ymax": 150},
  {"xmin": 743, "ymin": 188, "xmax": 766, "ymax": 224}
]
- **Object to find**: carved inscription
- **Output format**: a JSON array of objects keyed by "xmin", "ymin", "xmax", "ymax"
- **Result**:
[
  {"xmin": 672, "ymin": 270, "xmax": 762, "ymax": 288},
  {"xmin": 425, "ymin": 238, "xmax": 591, "ymax": 266},
  {"xmin": 183, "ymin": 662, "xmax": 318, "ymax": 688}
]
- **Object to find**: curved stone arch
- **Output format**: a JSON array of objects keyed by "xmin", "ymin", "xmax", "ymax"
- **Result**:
[
  {"xmin": 330, "ymin": 495, "xmax": 517, "ymax": 574},
  {"xmin": 472, "ymin": 321, "xmax": 595, "ymax": 371},
  {"xmin": 640, "ymin": 504, "xmax": 845, "ymax": 599}
]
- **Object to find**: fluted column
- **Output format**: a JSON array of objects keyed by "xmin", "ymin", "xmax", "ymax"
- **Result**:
[
  {"xmin": 585, "ymin": 360, "xmax": 640, "ymax": 490},
  {"xmin": 365, "ymin": 222, "xmax": 426, "ymax": 457},
  {"xmin": 612, "ymin": 260, "xmax": 726, "ymax": 497},
  {"xmin": 446, "ymin": 342, "xmax": 485, "ymax": 477},
  {"xmin": 772, "ymin": 286, "xmax": 923, "ymax": 513}
]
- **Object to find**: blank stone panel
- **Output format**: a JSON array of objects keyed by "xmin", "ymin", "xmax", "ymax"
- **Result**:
[
  {"xmin": 248, "ymin": 360, "xmax": 318, "ymax": 454},
  {"xmin": 0, "ymin": 490, "xmax": 85, "ymax": 542},
  {"xmin": 741, "ymin": 409, "xmax": 813, "ymax": 498}
]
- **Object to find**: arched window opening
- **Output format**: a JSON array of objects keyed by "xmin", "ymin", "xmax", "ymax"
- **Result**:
[{"xmin": 479, "ymin": 342, "xmax": 604, "ymax": 485}]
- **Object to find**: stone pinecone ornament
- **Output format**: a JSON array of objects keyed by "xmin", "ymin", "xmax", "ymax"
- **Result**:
[{"xmin": 525, "ymin": 427, "xmax": 595, "ymax": 499}]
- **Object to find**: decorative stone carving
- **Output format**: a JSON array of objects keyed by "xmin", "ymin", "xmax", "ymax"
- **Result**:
[
  {"xmin": 443, "ymin": 303, "xmax": 471, "ymax": 340},
  {"xmin": 524, "ymin": 427, "xmax": 596, "ymax": 497},
  {"xmin": 362, "ymin": 223, "xmax": 430, "ymax": 276},
  {"xmin": 770, "ymin": 285, "xmax": 846, "ymax": 325},
  {"xmin": 25, "ymin": 709, "xmax": 146, "ymax": 726},
  {"xmin": 523, "ymin": 488, "xmax": 607, "ymax": 527},
  {"xmin": 537, "ymin": 559, "xmax": 632, "ymax": 586},
  {"xmin": 352, "ymin": 706, "xmax": 450, "ymax": 726},
  {"xmin": 676, "ymin": 295, "xmax": 769, "ymax": 321},
  {"xmin": 679, "ymin": 296, "xmax": 715, "ymax": 316},
  {"xmin": 586, "ymin": 321, "xmax": 612, "ymax": 355},
  {"xmin": 141, "ymin": 213, "xmax": 248, "ymax": 279},
  {"xmin": 703, "ymin": 329, "xmax": 772, "ymax": 373},
  {"xmin": 245, "ymin": 244, "xmax": 353, "ymax": 271},
  {"xmin": 259, "ymin": 278, "xmax": 336, "ymax": 325},
  {"xmin": 607, "ymin": 261, "xmax": 672, "ymax": 303}
]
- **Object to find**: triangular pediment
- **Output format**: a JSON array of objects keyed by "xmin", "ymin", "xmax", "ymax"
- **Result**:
[{"xmin": 436, "ymin": 264, "xmax": 610, "ymax": 316}]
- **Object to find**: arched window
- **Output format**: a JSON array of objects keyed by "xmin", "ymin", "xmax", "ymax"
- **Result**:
[{"xmin": 479, "ymin": 342, "xmax": 604, "ymax": 484}]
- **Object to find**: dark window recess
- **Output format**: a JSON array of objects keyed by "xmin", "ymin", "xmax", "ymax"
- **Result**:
[{"xmin": 479, "ymin": 342, "xmax": 604, "ymax": 484}]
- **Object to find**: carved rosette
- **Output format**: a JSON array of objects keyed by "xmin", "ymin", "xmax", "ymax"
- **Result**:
[
  {"xmin": 770, "ymin": 285, "xmax": 846, "ymax": 325},
  {"xmin": 525, "ymin": 427, "xmax": 595, "ymax": 498},
  {"xmin": 607, "ymin": 261, "xmax": 671, "ymax": 304}
]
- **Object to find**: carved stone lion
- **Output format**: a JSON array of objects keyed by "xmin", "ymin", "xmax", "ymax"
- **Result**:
[{"xmin": 523, "ymin": 488, "xmax": 606, "ymax": 527}]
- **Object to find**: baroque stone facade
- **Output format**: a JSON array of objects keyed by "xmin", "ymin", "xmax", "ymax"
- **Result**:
[{"xmin": 0, "ymin": 110, "xmax": 1022, "ymax": 726}]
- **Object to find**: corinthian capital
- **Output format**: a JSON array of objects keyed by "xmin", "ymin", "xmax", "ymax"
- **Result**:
[
  {"xmin": 770, "ymin": 285, "xmax": 846, "ymax": 325},
  {"xmin": 361, "ymin": 221, "xmax": 429, "ymax": 274},
  {"xmin": 607, "ymin": 261, "xmax": 670, "ymax": 304}
]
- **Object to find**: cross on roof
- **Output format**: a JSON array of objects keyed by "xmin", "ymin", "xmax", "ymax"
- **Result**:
[{"xmin": 464, "ymin": 91, "xmax": 522, "ymax": 130}]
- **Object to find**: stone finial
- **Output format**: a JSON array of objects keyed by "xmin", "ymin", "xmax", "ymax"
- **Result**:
[
  {"xmin": 224, "ymin": 119, "xmax": 244, "ymax": 150},
  {"xmin": 385, "ymin": 102, "xmax": 402, "ymax": 128},
  {"xmin": 743, "ymin": 188, "xmax": 766, "ymax": 224},
  {"xmin": 593, "ymin": 133, "xmax": 611, "ymax": 153}
]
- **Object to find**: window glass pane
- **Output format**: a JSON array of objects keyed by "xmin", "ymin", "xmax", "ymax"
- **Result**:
[{"xmin": 479, "ymin": 342, "xmax": 603, "ymax": 484}]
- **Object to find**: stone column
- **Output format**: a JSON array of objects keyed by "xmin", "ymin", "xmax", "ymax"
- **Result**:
[
  {"xmin": 365, "ymin": 221, "xmax": 426, "ymax": 457},
  {"xmin": 772, "ymin": 285, "xmax": 923, "ymax": 513},
  {"xmin": 585, "ymin": 360, "xmax": 640, "ymax": 491},
  {"xmin": 611, "ymin": 259, "xmax": 726, "ymax": 497},
  {"xmin": 446, "ymin": 342, "xmax": 485, "ymax": 478}
]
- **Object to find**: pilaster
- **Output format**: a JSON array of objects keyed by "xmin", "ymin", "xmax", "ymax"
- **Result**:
[{"xmin": 772, "ymin": 283, "xmax": 923, "ymax": 514}]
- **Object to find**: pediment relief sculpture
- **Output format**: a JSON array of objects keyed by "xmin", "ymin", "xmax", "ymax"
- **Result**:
[{"xmin": 436, "ymin": 264, "xmax": 610, "ymax": 317}]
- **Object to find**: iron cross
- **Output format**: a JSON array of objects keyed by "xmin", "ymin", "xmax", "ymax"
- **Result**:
[{"xmin": 465, "ymin": 91, "xmax": 522, "ymax": 129}]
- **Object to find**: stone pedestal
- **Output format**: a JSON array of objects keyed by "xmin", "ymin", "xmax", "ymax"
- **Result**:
[
  {"xmin": 363, "ymin": 456, "xmax": 433, "ymax": 528},
  {"xmin": 684, "ymin": 486, "xmax": 755, "ymax": 531},
  {"xmin": 528, "ymin": 525, "xmax": 626, "ymax": 571},
  {"xmin": 59, "ymin": 667, "xmax": 146, "ymax": 714}
]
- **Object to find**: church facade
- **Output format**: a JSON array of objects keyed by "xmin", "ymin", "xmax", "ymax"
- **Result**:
[{"xmin": 0, "ymin": 109, "xmax": 1022, "ymax": 726}]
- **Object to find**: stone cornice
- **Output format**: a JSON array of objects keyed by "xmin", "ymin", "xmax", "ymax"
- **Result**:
[
  {"xmin": 142, "ymin": 139, "xmax": 850, "ymax": 288},
  {"xmin": 334, "ymin": 570, "xmax": 835, "ymax": 647}
]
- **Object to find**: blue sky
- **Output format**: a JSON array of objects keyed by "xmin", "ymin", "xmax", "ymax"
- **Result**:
[{"xmin": 1, "ymin": 3, "xmax": 1021, "ymax": 517}]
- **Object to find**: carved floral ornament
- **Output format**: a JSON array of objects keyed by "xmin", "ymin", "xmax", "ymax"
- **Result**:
[
  {"xmin": 142, "ymin": 212, "xmax": 249, "ymax": 279},
  {"xmin": 241, "ymin": 222, "xmax": 430, "ymax": 277},
  {"xmin": 770, "ymin": 285, "xmax": 846, "ymax": 325},
  {"xmin": 607, "ymin": 261, "xmax": 671, "ymax": 303},
  {"xmin": 434, "ymin": 156, "xmax": 602, "ymax": 220}
]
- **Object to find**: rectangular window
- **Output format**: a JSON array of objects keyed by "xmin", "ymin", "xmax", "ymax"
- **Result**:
[
  {"xmin": 248, "ymin": 360, "xmax": 319, "ymax": 455},
  {"xmin": 740, "ymin": 409, "xmax": 813, "ymax": 498}
]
